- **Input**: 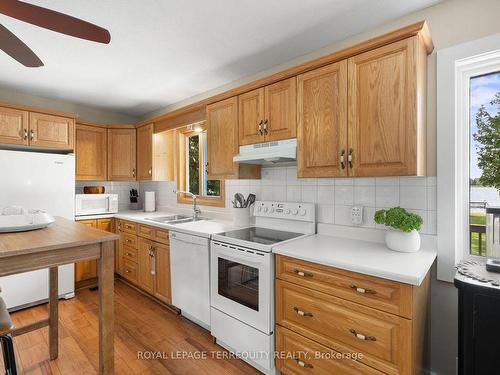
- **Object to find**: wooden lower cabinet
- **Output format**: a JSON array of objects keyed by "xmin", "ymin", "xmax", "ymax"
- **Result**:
[
  {"xmin": 116, "ymin": 220, "xmax": 171, "ymax": 304},
  {"xmin": 75, "ymin": 218, "xmax": 114, "ymax": 288},
  {"xmin": 275, "ymin": 255, "xmax": 430, "ymax": 375}
]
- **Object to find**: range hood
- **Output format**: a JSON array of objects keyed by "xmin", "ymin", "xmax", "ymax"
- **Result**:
[{"xmin": 233, "ymin": 139, "xmax": 296, "ymax": 165}]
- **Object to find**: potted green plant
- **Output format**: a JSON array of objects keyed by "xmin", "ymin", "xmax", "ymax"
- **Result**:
[{"xmin": 374, "ymin": 207, "xmax": 423, "ymax": 252}]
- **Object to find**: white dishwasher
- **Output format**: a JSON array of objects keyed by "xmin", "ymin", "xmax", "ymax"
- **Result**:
[{"xmin": 169, "ymin": 230, "xmax": 211, "ymax": 329}]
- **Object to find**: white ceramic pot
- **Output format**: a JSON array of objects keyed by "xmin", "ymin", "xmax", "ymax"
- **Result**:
[
  {"xmin": 232, "ymin": 206, "xmax": 251, "ymax": 227},
  {"xmin": 385, "ymin": 228, "xmax": 421, "ymax": 253}
]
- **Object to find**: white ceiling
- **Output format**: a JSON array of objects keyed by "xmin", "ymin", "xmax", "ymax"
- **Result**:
[{"xmin": 0, "ymin": 0, "xmax": 440, "ymax": 119}]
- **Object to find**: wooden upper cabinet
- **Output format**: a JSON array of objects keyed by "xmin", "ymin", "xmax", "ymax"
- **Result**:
[
  {"xmin": 136, "ymin": 123, "xmax": 153, "ymax": 181},
  {"xmin": 297, "ymin": 61, "xmax": 348, "ymax": 177},
  {"xmin": 348, "ymin": 37, "xmax": 426, "ymax": 176},
  {"xmin": 207, "ymin": 97, "xmax": 239, "ymax": 179},
  {"xmin": 264, "ymin": 77, "xmax": 296, "ymax": 142},
  {"xmin": 107, "ymin": 128, "xmax": 136, "ymax": 181},
  {"xmin": 0, "ymin": 106, "xmax": 28, "ymax": 145},
  {"xmin": 29, "ymin": 112, "xmax": 75, "ymax": 150},
  {"xmin": 238, "ymin": 88, "xmax": 264, "ymax": 145},
  {"xmin": 75, "ymin": 124, "xmax": 107, "ymax": 181},
  {"xmin": 238, "ymin": 78, "xmax": 297, "ymax": 145}
]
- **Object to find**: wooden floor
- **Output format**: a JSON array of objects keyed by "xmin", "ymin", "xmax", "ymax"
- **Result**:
[{"xmin": 1, "ymin": 281, "xmax": 260, "ymax": 375}]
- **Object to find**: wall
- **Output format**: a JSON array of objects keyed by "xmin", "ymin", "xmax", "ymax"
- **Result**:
[{"xmin": 0, "ymin": 86, "xmax": 138, "ymax": 124}]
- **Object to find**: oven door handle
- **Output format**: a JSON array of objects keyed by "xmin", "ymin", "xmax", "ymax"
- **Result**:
[{"xmin": 212, "ymin": 249, "xmax": 267, "ymax": 266}]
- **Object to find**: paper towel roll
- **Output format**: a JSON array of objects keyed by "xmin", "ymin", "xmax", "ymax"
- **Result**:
[{"xmin": 144, "ymin": 191, "xmax": 156, "ymax": 212}]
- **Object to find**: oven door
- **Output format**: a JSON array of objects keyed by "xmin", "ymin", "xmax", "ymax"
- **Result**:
[{"xmin": 210, "ymin": 240, "xmax": 273, "ymax": 334}]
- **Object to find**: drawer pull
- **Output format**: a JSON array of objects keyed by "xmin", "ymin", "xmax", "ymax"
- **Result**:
[
  {"xmin": 350, "ymin": 284, "xmax": 376, "ymax": 295},
  {"xmin": 294, "ymin": 358, "xmax": 313, "ymax": 369},
  {"xmin": 125, "ymin": 270, "xmax": 131, "ymax": 274},
  {"xmin": 125, "ymin": 252, "xmax": 132, "ymax": 256},
  {"xmin": 350, "ymin": 329, "xmax": 376, "ymax": 341},
  {"xmin": 293, "ymin": 307, "xmax": 313, "ymax": 317},
  {"xmin": 294, "ymin": 269, "xmax": 313, "ymax": 278},
  {"xmin": 125, "ymin": 239, "xmax": 132, "ymax": 243}
]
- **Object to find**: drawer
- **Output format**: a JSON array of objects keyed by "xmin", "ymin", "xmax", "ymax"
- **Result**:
[
  {"xmin": 276, "ymin": 280, "xmax": 411, "ymax": 375},
  {"xmin": 122, "ymin": 259, "xmax": 138, "ymax": 283},
  {"xmin": 276, "ymin": 326, "xmax": 384, "ymax": 375},
  {"xmin": 121, "ymin": 220, "xmax": 137, "ymax": 235},
  {"xmin": 276, "ymin": 255, "xmax": 412, "ymax": 318},
  {"xmin": 122, "ymin": 244, "xmax": 138, "ymax": 262},
  {"xmin": 153, "ymin": 228, "xmax": 169, "ymax": 244},
  {"xmin": 138, "ymin": 224, "xmax": 154, "ymax": 239},
  {"xmin": 121, "ymin": 233, "xmax": 137, "ymax": 248}
]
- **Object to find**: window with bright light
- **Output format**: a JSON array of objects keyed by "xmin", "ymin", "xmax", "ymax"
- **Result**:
[
  {"xmin": 469, "ymin": 71, "xmax": 500, "ymax": 256},
  {"xmin": 177, "ymin": 124, "xmax": 224, "ymax": 207}
]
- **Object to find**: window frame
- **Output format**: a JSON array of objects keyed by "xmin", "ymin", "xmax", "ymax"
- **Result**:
[
  {"xmin": 437, "ymin": 34, "xmax": 500, "ymax": 282},
  {"xmin": 176, "ymin": 124, "xmax": 225, "ymax": 207}
]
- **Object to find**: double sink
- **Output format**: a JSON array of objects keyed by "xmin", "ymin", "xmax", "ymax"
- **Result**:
[{"xmin": 145, "ymin": 214, "xmax": 207, "ymax": 225}]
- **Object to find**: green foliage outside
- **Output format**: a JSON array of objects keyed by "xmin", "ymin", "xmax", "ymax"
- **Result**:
[
  {"xmin": 374, "ymin": 207, "xmax": 423, "ymax": 232},
  {"xmin": 470, "ymin": 212, "xmax": 487, "ymax": 256},
  {"xmin": 474, "ymin": 93, "xmax": 500, "ymax": 191},
  {"xmin": 188, "ymin": 135, "xmax": 200, "ymax": 195}
]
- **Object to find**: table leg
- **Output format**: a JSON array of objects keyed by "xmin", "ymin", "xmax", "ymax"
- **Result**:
[
  {"xmin": 98, "ymin": 241, "xmax": 114, "ymax": 375},
  {"xmin": 49, "ymin": 267, "xmax": 58, "ymax": 360}
]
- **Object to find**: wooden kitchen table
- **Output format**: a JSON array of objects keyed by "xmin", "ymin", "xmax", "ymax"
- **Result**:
[{"xmin": 0, "ymin": 217, "xmax": 118, "ymax": 374}]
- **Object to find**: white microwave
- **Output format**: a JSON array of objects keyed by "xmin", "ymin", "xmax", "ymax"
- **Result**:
[{"xmin": 75, "ymin": 194, "xmax": 118, "ymax": 216}]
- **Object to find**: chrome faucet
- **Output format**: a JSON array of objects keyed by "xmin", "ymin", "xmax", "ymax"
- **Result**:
[{"xmin": 175, "ymin": 190, "xmax": 201, "ymax": 219}]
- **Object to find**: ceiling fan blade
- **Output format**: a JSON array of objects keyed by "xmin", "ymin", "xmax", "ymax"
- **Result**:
[
  {"xmin": 0, "ymin": 24, "xmax": 43, "ymax": 67},
  {"xmin": 0, "ymin": 0, "xmax": 110, "ymax": 44}
]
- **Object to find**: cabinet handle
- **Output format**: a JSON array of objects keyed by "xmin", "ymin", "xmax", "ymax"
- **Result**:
[
  {"xmin": 148, "ymin": 168, "xmax": 152, "ymax": 176},
  {"xmin": 149, "ymin": 247, "xmax": 156, "ymax": 276},
  {"xmin": 348, "ymin": 148, "xmax": 353, "ymax": 169},
  {"xmin": 294, "ymin": 269, "xmax": 313, "ymax": 278},
  {"xmin": 125, "ymin": 270, "xmax": 130, "ymax": 274},
  {"xmin": 293, "ymin": 307, "xmax": 313, "ymax": 317},
  {"xmin": 350, "ymin": 284, "xmax": 376, "ymax": 295},
  {"xmin": 30, "ymin": 129, "xmax": 35, "ymax": 141},
  {"xmin": 340, "ymin": 149, "xmax": 346, "ymax": 169},
  {"xmin": 258, "ymin": 120, "xmax": 263, "ymax": 135},
  {"xmin": 125, "ymin": 239, "xmax": 132, "ymax": 243},
  {"xmin": 263, "ymin": 119, "xmax": 268, "ymax": 135},
  {"xmin": 294, "ymin": 358, "xmax": 313, "ymax": 369},
  {"xmin": 132, "ymin": 168, "xmax": 136, "ymax": 177},
  {"xmin": 350, "ymin": 329, "xmax": 376, "ymax": 341},
  {"xmin": 23, "ymin": 129, "xmax": 28, "ymax": 140}
]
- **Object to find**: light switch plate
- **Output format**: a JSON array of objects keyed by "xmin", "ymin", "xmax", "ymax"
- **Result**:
[{"xmin": 350, "ymin": 206, "xmax": 363, "ymax": 225}]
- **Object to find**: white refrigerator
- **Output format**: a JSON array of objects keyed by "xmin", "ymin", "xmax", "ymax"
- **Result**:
[{"xmin": 0, "ymin": 149, "xmax": 75, "ymax": 310}]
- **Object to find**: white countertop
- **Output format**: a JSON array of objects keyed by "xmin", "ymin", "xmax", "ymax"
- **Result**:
[
  {"xmin": 76, "ymin": 211, "xmax": 237, "ymax": 238},
  {"xmin": 272, "ymin": 234, "xmax": 436, "ymax": 286}
]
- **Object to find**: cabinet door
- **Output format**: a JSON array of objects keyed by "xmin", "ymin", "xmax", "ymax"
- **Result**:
[
  {"xmin": 107, "ymin": 128, "xmax": 136, "ymax": 181},
  {"xmin": 136, "ymin": 123, "xmax": 153, "ymax": 181},
  {"xmin": 348, "ymin": 38, "xmax": 418, "ymax": 176},
  {"xmin": 29, "ymin": 112, "xmax": 75, "ymax": 150},
  {"xmin": 297, "ymin": 61, "xmax": 348, "ymax": 177},
  {"xmin": 75, "ymin": 220, "xmax": 97, "ymax": 282},
  {"xmin": 153, "ymin": 242, "xmax": 171, "ymax": 304},
  {"xmin": 207, "ymin": 97, "xmax": 239, "ymax": 179},
  {"xmin": 75, "ymin": 124, "xmax": 107, "ymax": 180},
  {"xmin": 264, "ymin": 78, "xmax": 297, "ymax": 142},
  {"xmin": 96, "ymin": 218, "xmax": 113, "ymax": 232},
  {"xmin": 0, "ymin": 106, "xmax": 28, "ymax": 145},
  {"xmin": 138, "ymin": 238, "xmax": 155, "ymax": 294},
  {"xmin": 238, "ymin": 88, "xmax": 264, "ymax": 145}
]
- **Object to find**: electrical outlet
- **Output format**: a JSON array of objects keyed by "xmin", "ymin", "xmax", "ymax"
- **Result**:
[{"xmin": 350, "ymin": 206, "xmax": 363, "ymax": 225}]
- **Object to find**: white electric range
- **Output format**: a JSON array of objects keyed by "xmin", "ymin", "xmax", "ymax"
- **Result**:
[{"xmin": 210, "ymin": 201, "xmax": 315, "ymax": 375}]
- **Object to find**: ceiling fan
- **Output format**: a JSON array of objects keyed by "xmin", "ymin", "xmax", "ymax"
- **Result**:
[{"xmin": 0, "ymin": 0, "xmax": 110, "ymax": 67}]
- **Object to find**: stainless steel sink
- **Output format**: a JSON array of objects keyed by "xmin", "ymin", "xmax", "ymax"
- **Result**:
[
  {"xmin": 145, "ymin": 215, "xmax": 190, "ymax": 223},
  {"xmin": 144, "ymin": 215, "xmax": 208, "ymax": 225}
]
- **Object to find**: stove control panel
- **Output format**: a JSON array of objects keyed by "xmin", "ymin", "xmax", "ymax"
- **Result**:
[{"xmin": 253, "ymin": 201, "xmax": 315, "ymax": 222}]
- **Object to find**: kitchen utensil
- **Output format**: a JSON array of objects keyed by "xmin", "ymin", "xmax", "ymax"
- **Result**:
[
  {"xmin": 245, "ymin": 194, "xmax": 256, "ymax": 208},
  {"xmin": 235, "ymin": 193, "xmax": 245, "ymax": 208},
  {"xmin": 83, "ymin": 186, "xmax": 105, "ymax": 194}
]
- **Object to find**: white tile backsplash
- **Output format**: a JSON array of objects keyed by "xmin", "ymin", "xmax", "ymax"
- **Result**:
[{"xmin": 87, "ymin": 167, "xmax": 438, "ymax": 236}]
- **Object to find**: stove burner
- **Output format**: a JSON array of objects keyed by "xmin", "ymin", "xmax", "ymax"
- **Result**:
[{"xmin": 217, "ymin": 227, "xmax": 303, "ymax": 246}]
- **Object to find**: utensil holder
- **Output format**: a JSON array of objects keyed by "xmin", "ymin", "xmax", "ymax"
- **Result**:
[
  {"xmin": 130, "ymin": 198, "xmax": 141, "ymax": 211},
  {"xmin": 232, "ymin": 206, "xmax": 251, "ymax": 227}
]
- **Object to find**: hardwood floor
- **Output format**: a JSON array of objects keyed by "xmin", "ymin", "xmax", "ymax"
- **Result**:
[{"xmin": 1, "ymin": 281, "xmax": 260, "ymax": 375}]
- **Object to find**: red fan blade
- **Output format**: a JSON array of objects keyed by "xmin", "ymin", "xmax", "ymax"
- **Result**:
[
  {"xmin": 0, "ymin": 0, "xmax": 111, "ymax": 44},
  {"xmin": 0, "ymin": 24, "xmax": 43, "ymax": 67}
]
